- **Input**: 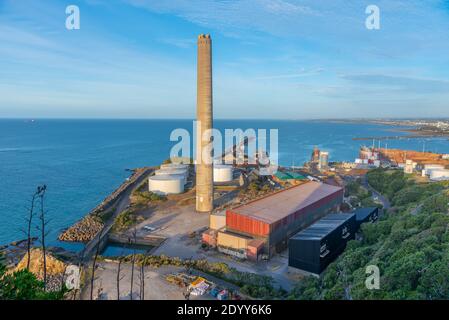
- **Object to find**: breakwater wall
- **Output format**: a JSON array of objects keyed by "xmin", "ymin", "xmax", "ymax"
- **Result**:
[{"xmin": 59, "ymin": 167, "xmax": 154, "ymax": 243}]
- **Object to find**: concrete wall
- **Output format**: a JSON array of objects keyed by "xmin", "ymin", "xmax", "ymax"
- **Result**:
[
  {"xmin": 217, "ymin": 231, "xmax": 249, "ymax": 250},
  {"xmin": 210, "ymin": 213, "xmax": 226, "ymax": 230}
]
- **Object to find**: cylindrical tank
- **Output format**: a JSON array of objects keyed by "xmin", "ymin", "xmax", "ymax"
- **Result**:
[
  {"xmin": 160, "ymin": 163, "xmax": 189, "ymax": 170},
  {"xmin": 213, "ymin": 165, "xmax": 233, "ymax": 182},
  {"xmin": 148, "ymin": 175, "xmax": 185, "ymax": 195},
  {"xmin": 155, "ymin": 169, "xmax": 187, "ymax": 184},
  {"xmin": 429, "ymin": 169, "xmax": 449, "ymax": 180},
  {"xmin": 424, "ymin": 164, "xmax": 445, "ymax": 175}
]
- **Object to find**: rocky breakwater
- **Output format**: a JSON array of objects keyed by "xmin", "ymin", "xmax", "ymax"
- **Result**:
[
  {"xmin": 58, "ymin": 167, "xmax": 153, "ymax": 242},
  {"xmin": 58, "ymin": 215, "xmax": 104, "ymax": 242}
]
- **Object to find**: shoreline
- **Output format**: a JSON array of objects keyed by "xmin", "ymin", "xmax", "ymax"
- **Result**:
[{"xmin": 58, "ymin": 166, "xmax": 155, "ymax": 244}]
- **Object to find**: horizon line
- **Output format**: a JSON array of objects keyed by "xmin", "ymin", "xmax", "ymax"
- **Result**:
[{"xmin": 1, "ymin": 117, "xmax": 448, "ymax": 121}]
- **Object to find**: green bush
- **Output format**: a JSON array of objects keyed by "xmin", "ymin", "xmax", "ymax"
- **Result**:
[
  {"xmin": 289, "ymin": 192, "xmax": 449, "ymax": 300},
  {"xmin": 0, "ymin": 256, "xmax": 65, "ymax": 300},
  {"xmin": 112, "ymin": 209, "xmax": 142, "ymax": 232}
]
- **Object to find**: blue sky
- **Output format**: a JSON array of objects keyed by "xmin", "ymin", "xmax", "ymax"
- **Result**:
[{"xmin": 1, "ymin": 0, "xmax": 449, "ymax": 119}]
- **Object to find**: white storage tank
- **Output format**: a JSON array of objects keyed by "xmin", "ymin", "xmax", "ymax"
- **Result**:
[
  {"xmin": 155, "ymin": 169, "xmax": 187, "ymax": 184},
  {"xmin": 213, "ymin": 165, "xmax": 233, "ymax": 183},
  {"xmin": 156, "ymin": 168, "xmax": 187, "ymax": 177},
  {"xmin": 148, "ymin": 175, "xmax": 185, "ymax": 195},
  {"xmin": 160, "ymin": 163, "xmax": 189, "ymax": 170},
  {"xmin": 424, "ymin": 164, "xmax": 445, "ymax": 175},
  {"xmin": 429, "ymin": 169, "xmax": 449, "ymax": 181}
]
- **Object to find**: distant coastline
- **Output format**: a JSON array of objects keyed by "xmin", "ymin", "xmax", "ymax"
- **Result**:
[{"xmin": 323, "ymin": 119, "xmax": 449, "ymax": 141}]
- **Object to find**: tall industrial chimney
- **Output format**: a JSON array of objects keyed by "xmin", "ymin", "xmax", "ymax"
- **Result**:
[{"xmin": 196, "ymin": 34, "xmax": 214, "ymax": 213}]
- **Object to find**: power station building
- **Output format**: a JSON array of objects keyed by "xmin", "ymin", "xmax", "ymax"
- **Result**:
[
  {"xmin": 288, "ymin": 213, "xmax": 356, "ymax": 275},
  {"xmin": 204, "ymin": 181, "xmax": 344, "ymax": 259}
]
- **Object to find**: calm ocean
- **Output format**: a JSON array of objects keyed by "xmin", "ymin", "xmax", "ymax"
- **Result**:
[{"xmin": 1, "ymin": 119, "xmax": 449, "ymax": 248}]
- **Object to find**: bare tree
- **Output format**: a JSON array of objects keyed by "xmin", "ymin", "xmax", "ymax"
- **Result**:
[
  {"xmin": 139, "ymin": 256, "xmax": 146, "ymax": 300},
  {"xmin": 129, "ymin": 228, "xmax": 137, "ymax": 300},
  {"xmin": 185, "ymin": 255, "xmax": 194, "ymax": 275},
  {"xmin": 59, "ymin": 266, "xmax": 67, "ymax": 293},
  {"xmin": 24, "ymin": 187, "xmax": 42, "ymax": 270},
  {"xmin": 116, "ymin": 257, "xmax": 125, "ymax": 300},
  {"xmin": 36, "ymin": 185, "xmax": 49, "ymax": 290},
  {"xmin": 96, "ymin": 281, "xmax": 104, "ymax": 300},
  {"xmin": 73, "ymin": 247, "xmax": 85, "ymax": 300},
  {"xmin": 90, "ymin": 228, "xmax": 104, "ymax": 300}
]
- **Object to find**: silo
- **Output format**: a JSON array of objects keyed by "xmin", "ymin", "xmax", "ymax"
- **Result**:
[
  {"xmin": 429, "ymin": 169, "xmax": 449, "ymax": 180},
  {"xmin": 424, "ymin": 164, "xmax": 445, "ymax": 175},
  {"xmin": 148, "ymin": 175, "xmax": 185, "ymax": 195},
  {"xmin": 213, "ymin": 165, "xmax": 233, "ymax": 183},
  {"xmin": 155, "ymin": 168, "xmax": 187, "ymax": 184},
  {"xmin": 160, "ymin": 163, "xmax": 189, "ymax": 171}
]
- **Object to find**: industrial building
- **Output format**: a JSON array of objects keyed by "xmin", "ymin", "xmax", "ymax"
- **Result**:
[
  {"xmin": 311, "ymin": 146, "xmax": 320, "ymax": 163},
  {"xmin": 353, "ymin": 207, "xmax": 379, "ymax": 229},
  {"xmin": 318, "ymin": 152, "xmax": 329, "ymax": 170},
  {"xmin": 429, "ymin": 169, "xmax": 449, "ymax": 181},
  {"xmin": 288, "ymin": 213, "xmax": 356, "ymax": 275},
  {"xmin": 423, "ymin": 164, "xmax": 445, "ymax": 175},
  {"xmin": 203, "ymin": 181, "xmax": 344, "ymax": 259},
  {"xmin": 404, "ymin": 159, "xmax": 416, "ymax": 174}
]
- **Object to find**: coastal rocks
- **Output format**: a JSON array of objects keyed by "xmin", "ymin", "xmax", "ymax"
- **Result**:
[
  {"xmin": 13, "ymin": 248, "xmax": 67, "ymax": 280},
  {"xmin": 0, "ymin": 237, "xmax": 39, "ymax": 266},
  {"xmin": 58, "ymin": 215, "xmax": 104, "ymax": 242},
  {"xmin": 11, "ymin": 248, "xmax": 68, "ymax": 292},
  {"xmin": 58, "ymin": 167, "xmax": 154, "ymax": 243}
]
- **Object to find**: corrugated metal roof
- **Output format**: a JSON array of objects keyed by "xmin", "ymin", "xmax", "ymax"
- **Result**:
[
  {"xmin": 286, "ymin": 172, "xmax": 307, "ymax": 180},
  {"xmin": 291, "ymin": 213, "xmax": 354, "ymax": 241},
  {"xmin": 230, "ymin": 181, "xmax": 343, "ymax": 224},
  {"xmin": 274, "ymin": 171, "xmax": 291, "ymax": 180},
  {"xmin": 353, "ymin": 207, "xmax": 377, "ymax": 221}
]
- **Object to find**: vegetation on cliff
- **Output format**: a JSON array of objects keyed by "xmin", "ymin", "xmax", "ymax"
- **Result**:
[
  {"xmin": 289, "ymin": 169, "xmax": 449, "ymax": 300},
  {"xmin": 112, "ymin": 209, "xmax": 144, "ymax": 232},
  {"xmin": 0, "ymin": 252, "xmax": 66, "ymax": 300}
]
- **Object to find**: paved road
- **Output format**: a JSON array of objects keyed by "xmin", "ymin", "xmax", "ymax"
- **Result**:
[{"xmin": 361, "ymin": 175, "xmax": 391, "ymax": 209}]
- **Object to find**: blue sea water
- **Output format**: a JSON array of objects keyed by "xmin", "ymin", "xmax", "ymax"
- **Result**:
[{"xmin": 1, "ymin": 119, "xmax": 449, "ymax": 248}]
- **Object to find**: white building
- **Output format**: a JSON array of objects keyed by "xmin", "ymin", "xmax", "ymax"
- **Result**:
[
  {"xmin": 318, "ymin": 152, "xmax": 329, "ymax": 170},
  {"xmin": 423, "ymin": 164, "xmax": 445, "ymax": 176},
  {"xmin": 429, "ymin": 169, "xmax": 449, "ymax": 181},
  {"xmin": 404, "ymin": 160, "xmax": 414, "ymax": 174}
]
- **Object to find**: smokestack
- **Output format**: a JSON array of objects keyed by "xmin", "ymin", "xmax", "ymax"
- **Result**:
[{"xmin": 196, "ymin": 34, "xmax": 214, "ymax": 213}]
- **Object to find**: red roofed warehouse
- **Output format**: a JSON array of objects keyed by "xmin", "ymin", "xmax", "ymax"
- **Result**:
[{"xmin": 220, "ymin": 181, "xmax": 343, "ymax": 258}]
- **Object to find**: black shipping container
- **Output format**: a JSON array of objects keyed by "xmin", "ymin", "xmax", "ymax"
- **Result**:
[
  {"xmin": 354, "ymin": 207, "xmax": 379, "ymax": 229},
  {"xmin": 288, "ymin": 213, "xmax": 356, "ymax": 275}
]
